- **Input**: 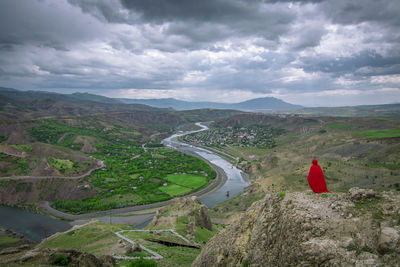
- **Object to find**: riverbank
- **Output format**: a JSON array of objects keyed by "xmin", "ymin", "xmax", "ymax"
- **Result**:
[{"xmin": 38, "ymin": 160, "xmax": 226, "ymax": 221}]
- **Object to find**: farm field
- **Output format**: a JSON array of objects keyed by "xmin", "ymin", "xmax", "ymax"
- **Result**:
[
  {"xmin": 166, "ymin": 174, "xmax": 208, "ymax": 189},
  {"xmin": 159, "ymin": 174, "xmax": 208, "ymax": 197}
]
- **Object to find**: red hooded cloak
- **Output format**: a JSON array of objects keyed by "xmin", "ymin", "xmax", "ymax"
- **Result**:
[{"xmin": 307, "ymin": 159, "xmax": 331, "ymax": 193}]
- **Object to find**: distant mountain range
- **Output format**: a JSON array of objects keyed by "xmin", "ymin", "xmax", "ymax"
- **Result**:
[
  {"xmin": 117, "ymin": 97, "xmax": 303, "ymax": 111},
  {"xmin": 2, "ymin": 87, "xmax": 398, "ymax": 119},
  {"xmin": 0, "ymin": 87, "xmax": 242, "ymax": 121}
]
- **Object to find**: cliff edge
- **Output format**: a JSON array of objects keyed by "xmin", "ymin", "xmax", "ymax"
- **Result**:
[{"xmin": 193, "ymin": 189, "xmax": 399, "ymax": 266}]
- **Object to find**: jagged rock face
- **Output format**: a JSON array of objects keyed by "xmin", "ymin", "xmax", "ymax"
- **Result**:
[
  {"xmin": 196, "ymin": 204, "xmax": 212, "ymax": 230},
  {"xmin": 149, "ymin": 196, "xmax": 212, "ymax": 231},
  {"xmin": 193, "ymin": 191, "xmax": 400, "ymax": 266}
]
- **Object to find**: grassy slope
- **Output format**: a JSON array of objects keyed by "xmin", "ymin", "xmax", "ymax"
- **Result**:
[
  {"xmin": 208, "ymin": 115, "xmax": 400, "ymax": 192},
  {"xmin": 199, "ymin": 115, "xmax": 400, "ymax": 222}
]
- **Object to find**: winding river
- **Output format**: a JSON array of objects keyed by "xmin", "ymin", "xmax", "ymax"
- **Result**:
[
  {"xmin": 162, "ymin": 122, "xmax": 250, "ymax": 207},
  {"xmin": 0, "ymin": 122, "xmax": 249, "ymax": 241}
]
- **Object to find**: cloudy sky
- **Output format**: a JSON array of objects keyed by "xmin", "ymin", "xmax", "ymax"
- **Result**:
[{"xmin": 0, "ymin": 0, "xmax": 399, "ymax": 106}]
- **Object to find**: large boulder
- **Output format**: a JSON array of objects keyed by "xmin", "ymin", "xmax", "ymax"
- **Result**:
[{"xmin": 377, "ymin": 227, "xmax": 400, "ymax": 254}]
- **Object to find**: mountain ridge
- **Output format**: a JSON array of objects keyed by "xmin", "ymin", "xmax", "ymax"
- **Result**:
[{"xmin": 117, "ymin": 96, "xmax": 302, "ymax": 111}]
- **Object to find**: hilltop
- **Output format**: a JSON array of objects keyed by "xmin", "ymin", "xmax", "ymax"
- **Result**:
[{"xmin": 194, "ymin": 189, "xmax": 400, "ymax": 266}]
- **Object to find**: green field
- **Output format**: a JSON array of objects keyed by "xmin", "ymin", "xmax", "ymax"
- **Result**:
[
  {"xmin": 166, "ymin": 174, "xmax": 208, "ymax": 189},
  {"xmin": 326, "ymin": 123, "xmax": 353, "ymax": 129},
  {"xmin": 361, "ymin": 128, "xmax": 400, "ymax": 139},
  {"xmin": 0, "ymin": 236, "xmax": 20, "ymax": 245},
  {"xmin": 159, "ymin": 184, "xmax": 193, "ymax": 197},
  {"xmin": 159, "ymin": 174, "xmax": 208, "ymax": 197},
  {"xmin": 10, "ymin": 144, "xmax": 33, "ymax": 153}
]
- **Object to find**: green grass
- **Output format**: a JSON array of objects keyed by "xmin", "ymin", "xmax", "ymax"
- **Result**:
[
  {"xmin": 122, "ymin": 231, "xmax": 200, "ymax": 267},
  {"xmin": 129, "ymin": 259, "xmax": 157, "ymax": 267},
  {"xmin": 40, "ymin": 221, "xmax": 131, "ymax": 255},
  {"xmin": 166, "ymin": 174, "xmax": 208, "ymax": 189},
  {"xmin": 326, "ymin": 123, "xmax": 353, "ymax": 129},
  {"xmin": 360, "ymin": 128, "xmax": 400, "ymax": 139},
  {"xmin": 48, "ymin": 158, "xmax": 73, "ymax": 170},
  {"xmin": 195, "ymin": 227, "xmax": 216, "ymax": 244},
  {"xmin": 159, "ymin": 184, "xmax": 192, "ymax": 197},
  {"xmin": 10, "ymin": 144, "xmax": 33, "ymax": 153},
  {"xmin": 0, "ymin": 236, "xmax": 20, "ymax": 245},
  {"xmin": 47, "ymin": 157, "xmax": 92, "ymax": 175},
  {"xmin": 354, "ymin": 198, "xmax": 384, "ymax": 222}
]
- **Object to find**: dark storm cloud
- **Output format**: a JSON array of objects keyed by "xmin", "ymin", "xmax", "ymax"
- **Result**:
[
  {"xmin": 69, "ymin": 0, "xmax": 295, "ymax": 45},
  {"xmin": 0, "ymin": 0, "xmax": 399, "ymax": 106},
  {"xmin": 301, "ymin": 51, "xmax": 400, "ymax": 76},
  {"xmin": 0, "ymin": 1, "xmax": 101, "ymax": 48},
  {"xmin": 319, "ymin": 0, "xmax": 400, "ymax": 26}
]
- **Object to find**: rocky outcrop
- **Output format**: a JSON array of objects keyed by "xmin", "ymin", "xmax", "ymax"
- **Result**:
[
  {"xmin": 193, "ymin": 189, "xmax": 400, "ymax": 266},
  {"xmin": 149, "ymin": 196, "xmax": 212, "ymax": 231},
  {"xmin": 349, "ymin": 187, "xmax": 379, "ymax": 202},
  {"xmin": 196, "ymin": 204, "xmax": 213, "ymax": 230},
  {"xmin": 148, "ymin": 196, "xmax": 212, "ymax": 243}
]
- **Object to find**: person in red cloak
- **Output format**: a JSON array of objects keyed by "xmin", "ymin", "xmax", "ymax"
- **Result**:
[{"xmin": 307, "ymin": 159, "xmax": 331, "ymax": 193}]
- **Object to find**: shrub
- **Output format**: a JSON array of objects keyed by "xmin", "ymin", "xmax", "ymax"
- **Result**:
[
  {"xmin": 278, "ymin": 191, "xmax": 286, "ymax": 199},
  {"xmin": 53, "ymin": 254, "xmax": 69, "ymax": 266}
]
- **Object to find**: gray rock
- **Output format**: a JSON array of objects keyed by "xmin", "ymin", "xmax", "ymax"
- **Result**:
[
  {"xmin": 377, "ymin": 227, "xmax": 399, "ymax": 254},
  {"xmin": 196, "ymin": 205, "xmax": 212, "ymax": 230},
  {"xmin": 349, "ymin": 187, "xmax": 379, "ymax": 202}
]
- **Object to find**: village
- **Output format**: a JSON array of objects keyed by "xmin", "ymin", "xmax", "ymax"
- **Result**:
[{"xmin": 180, "ymin": 125, "xmax": 284, "ymax": 149}]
